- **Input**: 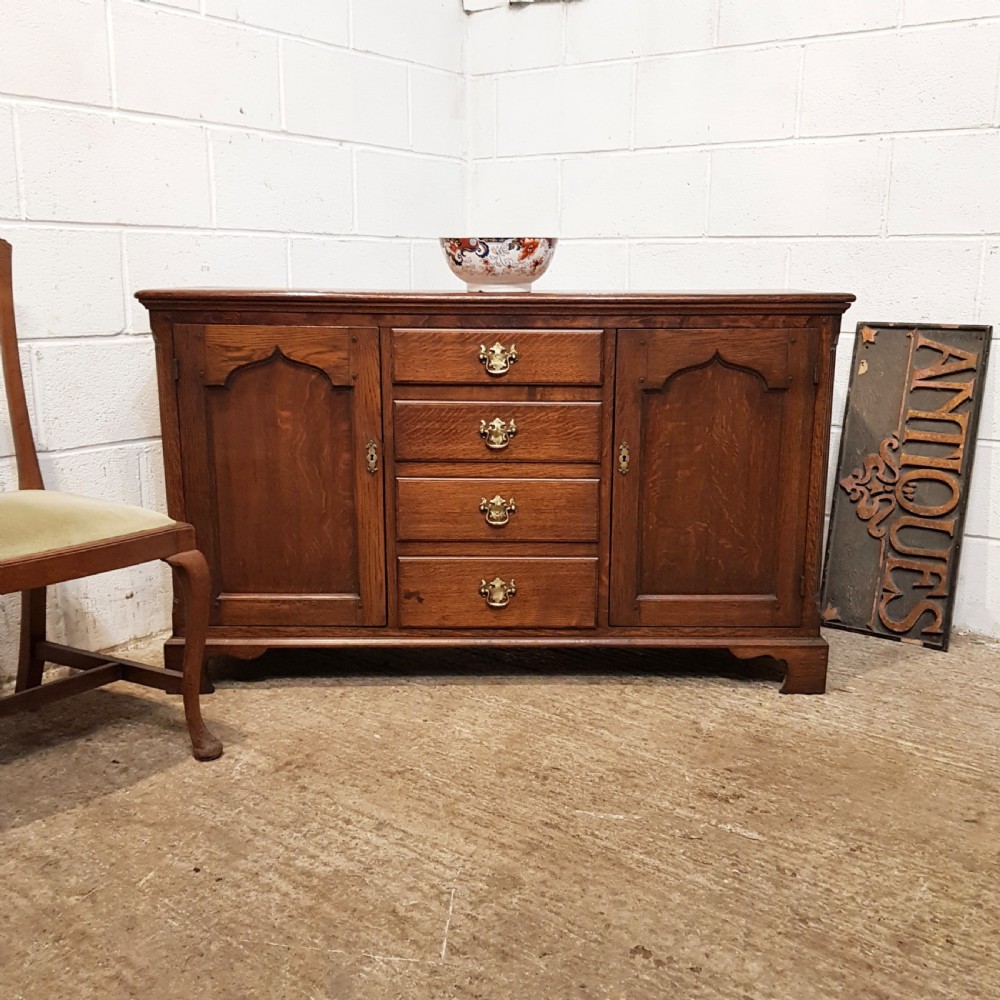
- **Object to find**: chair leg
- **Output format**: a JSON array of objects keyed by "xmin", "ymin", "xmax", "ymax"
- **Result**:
[
  {"xmin": 164, "ymin": 551, "xmax": 223, "ymax": 761},
  {"xmin": 15, "ymin": 588, "xmax": 47, "ymax": 693}
]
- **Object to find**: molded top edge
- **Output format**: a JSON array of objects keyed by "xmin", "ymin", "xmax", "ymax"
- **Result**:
[{"xmin": 136, "ymin": 288, "xmax": 856, "ymax": 309}]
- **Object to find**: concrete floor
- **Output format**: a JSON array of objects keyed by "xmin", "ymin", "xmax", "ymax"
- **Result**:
[{"xmin": 1, "ymin": 630, "xmax": 998, "ymax": 1000}]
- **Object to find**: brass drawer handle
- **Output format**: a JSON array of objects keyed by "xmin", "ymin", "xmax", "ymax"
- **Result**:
[
  {"xmin": 479, "ymin": 416, "xmax": 517, "ymax": 450},
  {"xmin": 479, "ymin": 340, "xmax": 518, "ymax": 376},
  {"xmin": 480, "ymin": 494, "xmax": 516, "ymax": 527},
  {"xmin": 480, "ymin": 576, "xmax": 516, "ymax": 608}
]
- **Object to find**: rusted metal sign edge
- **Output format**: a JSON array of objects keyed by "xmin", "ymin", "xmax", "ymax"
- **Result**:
[{"xmin": 821, "ymin": 322, "xmax": 993, "ymax": 651}]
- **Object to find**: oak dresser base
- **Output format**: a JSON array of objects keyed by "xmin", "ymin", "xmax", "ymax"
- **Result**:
[{"xmin": 138, "ymin": 289, "xmax": 854, "ymax": 702}]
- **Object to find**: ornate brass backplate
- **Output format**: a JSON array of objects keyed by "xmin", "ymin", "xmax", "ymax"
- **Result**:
[
  {"xmin": 480, "ymin": 576, "xmax": 516, "ymax": 608},
  {"xmin": 618, "ymin": 442, "xmax": 630, "ymax": 475},
  {"xmin": 478, "ymin": 341, "xmax": 518, "ymax": 376},
  {"xmin": 822, "ymin": 322, "xmax": 992, "ymax": 651},
  {"xmin": 480, "ymin": 494, "xmax": 516, "ymax": 526},
  {"xmin": 365, "ymin": 440, "xmax": 378, "ymax": 474},
  {"xmin": 479, "ymin": 416, "xmax": 517, "ymax": 450}
]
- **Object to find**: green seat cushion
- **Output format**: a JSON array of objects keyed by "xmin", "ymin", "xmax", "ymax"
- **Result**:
[{"xmin": 0, "ymin": 491, "xmax": 176, "ymax": 562}]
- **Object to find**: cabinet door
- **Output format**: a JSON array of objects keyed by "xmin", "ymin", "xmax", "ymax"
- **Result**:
[
  {"xmin": 610, "ymin": 328, "xmax": 815, "ymax": 627},
  {"xmin": 177, "ymin": 324, "xmax": 385, "ymax": 627}
]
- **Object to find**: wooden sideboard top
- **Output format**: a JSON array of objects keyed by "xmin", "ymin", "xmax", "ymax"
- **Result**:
[{"xmin": 136, "ymin": 289, "xmax": 856, "ymax": 315}]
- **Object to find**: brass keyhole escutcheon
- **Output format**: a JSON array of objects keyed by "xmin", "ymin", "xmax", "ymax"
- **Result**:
[
  {"xmin": 618, "ymin": 442, "xmax": 630, "ymax": 475},
  {"xmin": 480, "ymin": 494, "xmax": 516, "ymax": 527},
  {"xmin": 479, "ymin": 341, "xmax": 518, "ymax": 376},
  {"xmin": 480, "ymin": 576, "xmax": 516, "ymax": 608},
  {"xmin": 479, "ymin": 417, "xmax": 517, "ymax": 450},
  {"xmin": 365, "ymin": 440, "xmax": 379, "ymax": 474}
]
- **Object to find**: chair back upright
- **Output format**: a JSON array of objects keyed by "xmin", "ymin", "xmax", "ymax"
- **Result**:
[{"xmin": 0, "ymin": 239, "xmax": 43, "ymax": 490}]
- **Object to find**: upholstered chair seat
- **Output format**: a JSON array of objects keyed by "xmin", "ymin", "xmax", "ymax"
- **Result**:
[{"xmin": 0, "ymin": 491, "xmax": 176, "ymax": 562}]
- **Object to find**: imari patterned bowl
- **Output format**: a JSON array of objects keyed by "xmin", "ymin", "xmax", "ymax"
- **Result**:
[{"xmin": 440, "ymin": 237, "xmax": 557, "ymax": 292}]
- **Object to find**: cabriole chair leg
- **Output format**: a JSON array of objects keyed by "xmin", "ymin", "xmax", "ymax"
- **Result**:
[{"xmin": 165, "ymin": 550, "xmax": 223, "ymax": 761}]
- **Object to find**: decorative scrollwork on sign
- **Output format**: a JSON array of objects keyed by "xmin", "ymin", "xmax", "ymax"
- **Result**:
[{"xmin": 839, "ymin": 434, "xmax": 900, "ymax": 539}]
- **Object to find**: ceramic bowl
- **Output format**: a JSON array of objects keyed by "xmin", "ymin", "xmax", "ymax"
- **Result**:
[{"xmin": 440, "ymin": 237, "xmax": 557, "ymax": 292}]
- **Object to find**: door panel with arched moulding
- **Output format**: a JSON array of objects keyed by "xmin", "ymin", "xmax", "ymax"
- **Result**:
[
  {"xmin": 610, "ymin": 327, "xmax": 817, "ymax": 628},
  {"xmin": 174, "ymin": 324, "xmax": 385, "ymax": 627}
]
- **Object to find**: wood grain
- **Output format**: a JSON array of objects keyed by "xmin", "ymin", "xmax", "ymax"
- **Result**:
[
  {"xmin": 139, "ymin": 292, "xmax": 855, "ymax": 695},
  {"xmin": 610, "ymin": 327, "xmax": 813, "ymax": 628},
  {"xmin": 0, "ymin": 239, "xmax": 42, "ymax": 490},
  {"xmin": 390, "ymin": 328, "xmax": 603, "ymax": 385},
  {"xmin": 397, "ymin": 557, "xmax": 598, "ymax": 628},
  {"xmin": 177, "ymin": 324, "xmax": 386, "ymax": 627},
  {"xmin": 394, "ymin": 401, "xmax": 602, "ymax": 463},
  {"xmin": 396, "ymin": 477, "xmax": 600, "ymax": 542},
  {"xmin": 203, "ymin": 324, "xmax": 351, "ymax": 386}
]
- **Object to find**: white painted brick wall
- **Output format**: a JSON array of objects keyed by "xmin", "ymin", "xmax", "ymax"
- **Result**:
[
  {"xmin": 904, "ymin": 0, "xmax": 1000, "ymax": 25},
  {"xmin": 980, "ymin": 242, "xmax": 1000, "ymax": 322},
  {"xmin": 468, "ymin": 77, "xmax": 497, "ymax": 159},
  {"xmin": 565, "ymin": 0, "xmax": 714, "ymax": 62},
  {"xmin": 0, "ymin": 346, "xmax": 35, "ymax": 459},
  {"xmin": 471, "ymin": 158, "xmax": 561, "ymax": 235},
  {"xmin": 282, "ymin": 42, "xmax": 409, "ymax": 147},
  {"xmin": 125, "ymin": 232, "xmax": 288, "ymax": 333},
  {"xmin": 562, "ymin": 151, "xmax": 708, "ymax": 237},
  {"xmin": 636, "ymin": 47, "xmax": 800, "ymax": 147},
  {"xmin": 0, "ymin": 106, "xmax": 17, "ymax": 219},
  {"xmin": 889, "ymin": 133, "xmax": 1000, "ymax": 234},
  {"xmin": 468, "ymin": 2, "xmax": 1000, "ymax": 637},
  {"xmin": 411, "ymin": 68, "xmax": 465, "ymax": 156},
  {"xmin": 786, "ymin": 240, "xmax": 983, "ymax": 323},
  {"xmin": 3, "ymin": 1, "xmax": 1000, "ymax": 683},
  {"xmin": 467, "ymin": 3, "xmax": 564, "ymax": 74},
  {"xmin": 799, "ymin": 24, "xmax": 1000, "ymax": 137},
  {"xmin": 211, "ymin": 131, "xmax": 354, "ymax": 233},
  {"xmin": 717, "ymin": 0, "xmax": 899, "ymax": 46},
  {"xmin": 0, "ymin": 0, "xmax": 465, "ymax": 681},
  {"xmin": 497, "ymin": 64, "xmax": 634, "ymax": 155},
  {"xmin": 355, "ymin": 151, "xmax": 464, "ymax": 236},
  {"xmin": 533, "ymin": 240, "xmax": 630, "ymax": 292},
  {"xmin": 0, "ymin": 0, "xmax": 111, "ymax": 106},
  {"xmin": 709, "ymin": 141, "xmax": 888, "ymax": 236},
  {"xmin": 203, "ymin": 0, "xmax": 349, "ymax": 46},
  {"xmin": 10, "ymin": 229, "xmax": 125, "ymax": 337},
  {"xmin": 113, "ymin": 2, "xmax": 281, "ymax": 129},
  {"xmin": 352, "ymin": 0, "xmax": 464, "ymax": 72},
  {"xmin": 18, "ymin": 108, "xmax": 212, "ymax": 226},
  {"xmin": 628, "ymin": 241, "xmax": 789, "ymax": 292},
  {"xmin": 290, "ymin": 238, "xmax": 412, "ymax": 289},
  {"xmin": 30, "ymin": 339, "xmax": 161, "ymax": 451}
]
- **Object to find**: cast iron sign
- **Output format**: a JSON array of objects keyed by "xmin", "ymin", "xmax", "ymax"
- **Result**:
[{"xmin": 822, "ymin": 322, "xmax": 992, "ymax": 650}]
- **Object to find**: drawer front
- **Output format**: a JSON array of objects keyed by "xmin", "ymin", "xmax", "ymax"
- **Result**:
[
  {"xmin": 391, "ymin": 329, "xmax": 603, "ymax": 385},
  {"xmin": 398, "ymin": 557, "xmax": 598, "ymax": 628},
  {"xmin": 394, "ymin": 401, "xmax": 602, "ymax": 463},
  {"xmin": 396, "ymin": 477, "xmax": 600, "ymax": 542}
]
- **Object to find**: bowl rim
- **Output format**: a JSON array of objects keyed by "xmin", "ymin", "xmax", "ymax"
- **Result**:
[{"xmin": 439, "ymin": 236, "xmax": 558, "ymax": 242}]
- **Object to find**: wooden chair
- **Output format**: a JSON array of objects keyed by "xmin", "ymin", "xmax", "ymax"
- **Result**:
[{"xmin": 0, "ymin": 238, "xmax": 222, "ymax": 760}]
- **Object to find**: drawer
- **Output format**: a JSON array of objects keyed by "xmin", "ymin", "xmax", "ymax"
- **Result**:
[
  {"xmin": 396, "ymin": 477, "xmax": 599, "ymax": 542},
  {"xmin": 394, "ymin": 401, "xmax": 602, "ymax": 463},
  {"xmin": 398, "ymin": 557, "xmax": 598, "ymax": 628},
  {"xmin": 391, "ymin": 328, "xmax": 603, "ymax": 385}
]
